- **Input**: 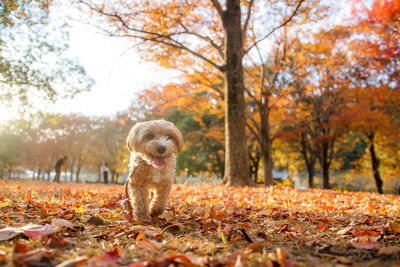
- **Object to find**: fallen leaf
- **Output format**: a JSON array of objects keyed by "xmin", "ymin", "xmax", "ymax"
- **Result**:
[
  {"xmin": 53, "ymin": 219, "xmax": 83, "ymax": 231},
  {"xmin": 14, "ymin": 248, "xmax": 52, "ymax": 266},
  {"xmin": 85, "ymin": 216, "xmax": 104, "ymax": 226},
  {"xmin": 137, "ymin": 239, "xmax": 161, "ymax": 250},
  {"xmin": 337, "ymin": 226, "xmax": 353, "ymax": 235},
  {"xmin": 316, "ymin": 225, "xmax": 329, "ymax": 230},
  {"xmin": 377, "ymin": 246, "xmax": 400, "ymax": 256},
  {"xmin": 55, "ymin": 256, "xmax": 88, "ymax": 267},
  {"xmin": 88, "ymin": 248, "xmax": 121, "ymax": 266},
  {"xmin": 350, "ymin": 241, "xmax": 381, "ymax": 250},
  {"xmin": 0, "ymin": 226, "xmax": 24, "ymax": 241},
  {"xmin": 389, "ymin": 220, "xmax": 400, "ymax": 235}
]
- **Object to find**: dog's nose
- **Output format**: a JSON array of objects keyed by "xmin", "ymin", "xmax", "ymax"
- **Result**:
[{"xmin": 156, "ymin": 145, "xmax": 166, "ymax": 154}]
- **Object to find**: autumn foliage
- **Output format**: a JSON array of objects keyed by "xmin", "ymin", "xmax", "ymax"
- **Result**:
[{"xmin": 0, "ymin": 180, "xmax": 399, "ymax": 266}]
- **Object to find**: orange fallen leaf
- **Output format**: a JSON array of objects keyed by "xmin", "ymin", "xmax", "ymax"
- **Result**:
[{"xmin": 316, "ymin": 225, "xmax": 329, "ymax": 230}]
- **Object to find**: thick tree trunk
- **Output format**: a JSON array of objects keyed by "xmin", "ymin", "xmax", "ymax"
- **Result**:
[
  {"xmin": 222, "ymin": 0, "xmax": 252, "ymax": 186},
  {"xmin": 368, "ymin": 134, "xmax": 383, "ymax": 194},
  {"xmin": 307, "ymin": 165, "xmax": 315, "ymax": 189}
]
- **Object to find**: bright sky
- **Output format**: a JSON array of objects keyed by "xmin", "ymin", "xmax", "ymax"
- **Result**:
[
  {"xmin": 0, "ymin": 13, "xmax": 175, "ymax": 122},
  {"xmin": 57, "ymin": 23, "xmax": 167, "ymax": 117}
]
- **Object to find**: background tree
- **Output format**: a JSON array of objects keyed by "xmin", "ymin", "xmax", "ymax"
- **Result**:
[
  {"xmin": 284, "ymin": 30, "xmax": 351, "ymax": 189},
  {"xmin": 0, "ymin": 131, "xmax": 23, "ymax": 178},
  {"xmin": 0, "ymin": 0, "xmax": 93, "ymax": 111},
  {"xmin": 348, "ymin": 0, "xmax": 400, "ymax": 193}
]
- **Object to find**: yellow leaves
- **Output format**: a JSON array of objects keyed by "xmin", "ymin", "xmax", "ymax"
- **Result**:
[
  {"xmin": 73, "ymin": 205, "xmax": 85, "ymax": 214},
  {"xmin": 389, "ymin": 219, "xmax": 400, "ymax": 235}
]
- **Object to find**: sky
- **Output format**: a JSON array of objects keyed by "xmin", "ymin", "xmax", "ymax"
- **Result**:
[
  {"xmin": 0, "ymin": 8, "xmax": 175, "ymax": 122},
  {"xmin": 56, "ymin": 23, "xmax": 166, "ymax": 117}
]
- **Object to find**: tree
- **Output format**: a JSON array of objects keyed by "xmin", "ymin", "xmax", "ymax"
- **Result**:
[
  {"xmin": 0, "ymin": 131, "xmax": 23, "ymax": 178},
  {"xmin": 77, "ymin": 0, "xmax": 305, "ymax": 186},
  {"xmin": 0, "ymin": 0, "xmax": 93, "ymax": 110},
  {"xmin": 284, "ymin": 30, "xmax": 351, "ymax": 189},
  {"xmin": 349, "ymin": 0, "xmax": 400, "ymax": 193}
]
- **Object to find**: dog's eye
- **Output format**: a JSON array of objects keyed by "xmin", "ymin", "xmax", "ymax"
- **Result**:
[
  {"xmin": 146, "ymin": 133, "xmax": 155, "ymax": 140},
  {"xmin": 167, "ymin": 135, "xmax": 172, "ymax": 140}
]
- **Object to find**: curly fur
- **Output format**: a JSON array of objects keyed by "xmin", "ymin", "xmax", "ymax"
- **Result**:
[{"xmin": 124, "ymin": 120, "xmax": 183, "ymax": 222}]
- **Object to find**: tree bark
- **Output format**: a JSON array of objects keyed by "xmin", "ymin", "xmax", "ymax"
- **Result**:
[
  {"xmin": 76, "ymin": 165, "xmax": 81, "ymax": 183},
  {"xmin": 319, "ymin": 143, "xmax": 330, "ymax": 189},
  {"xmin": 368, "ymin": 134, "xmax": 383, "ymax": 194},
  {"xmin": 300, "ymin": 132, "xmax": 316, "ymax": 188},
  {"xmin": 249, "ymin": 147, "xmax": 261, "ymax": 183},
  {"xmin": 260, "ymin": 105, "xmax": 273, "ymax": 185},
  {"xmin": 36, "ymin": 168, "xmax": 41, "ymax": 180},
  {"xmin": 222, "ymin": 0, "xmax": 252, "ymax": 186},
  {"xmin": 69, "ymin": 158, "xmax": 75, "ymax": 183}
]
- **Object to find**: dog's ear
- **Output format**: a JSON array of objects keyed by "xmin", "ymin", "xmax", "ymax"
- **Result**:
[
  {"xmin": 170, "ymin": 126, "xmax": 184, "ymax": 154},
  {"xmin": 126, "ymin": 123, "xmax": 142, "ymax": 152}
]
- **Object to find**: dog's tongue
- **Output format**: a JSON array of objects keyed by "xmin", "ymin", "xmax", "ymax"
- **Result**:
[{"xmin": 153, "ymin": 157, "xmax": 165, "ymax": 168}]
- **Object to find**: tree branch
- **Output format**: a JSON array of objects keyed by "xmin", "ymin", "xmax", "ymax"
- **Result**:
[
  {"xmin": 210, "ymin": 0, "xmax": 224, "ymax": 18},
  {"xmin": 78, "ymin": 0, "xmax": 225, "ymax": 71},
  {"xmin": 242, "ymin": 0, "xmax": 254, "ymax": 42},
  {"xmin": 244, "ymin": 0, "xmax": 304, "ymax": 55},
  {"xmin": 179, "ymin": 22, "xmax": 224, "ymax": 59}
]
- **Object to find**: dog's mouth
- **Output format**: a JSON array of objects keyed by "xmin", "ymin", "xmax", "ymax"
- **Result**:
[{"xmin": 150, "ymin": 154, "xmax": 166, "ymax": 168}]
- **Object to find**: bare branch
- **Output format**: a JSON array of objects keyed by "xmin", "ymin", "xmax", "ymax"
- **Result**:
[
  {"xmin": 210, "ymin": 0, "xmax": 224, "ymax": 18},
  {"xmin": 77, "ymin": 0, "xmax": 225, "ymax": 71},
  {"xmin": 244, "ymin": 0, "xmax": 305, "ymax": 55},
  {"xmin": 242, "ymin": 0, "xmax": 254, "ymax": 42},
  {"xmin": 179, "ymin": 22, "xmax": 224, "ymax": 59}
]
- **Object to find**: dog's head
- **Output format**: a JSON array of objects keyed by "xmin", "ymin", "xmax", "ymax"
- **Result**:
[{"xmin": 126, "ymin": 120, "xmax": 183, "ymax": 168}]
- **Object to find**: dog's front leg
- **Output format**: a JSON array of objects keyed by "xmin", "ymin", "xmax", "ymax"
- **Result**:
[
  {"xmin": 150, "ymin": 184, "xmax": 171, "ymax": 217},
  {"xmin": 129, "ymin": 186, "xmax": 151, "ymax": 222}
]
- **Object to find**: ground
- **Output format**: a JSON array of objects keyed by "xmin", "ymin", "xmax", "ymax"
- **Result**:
[{"xmin": 0, "ymin": 180, "xmax": 399, "ymax": 266}]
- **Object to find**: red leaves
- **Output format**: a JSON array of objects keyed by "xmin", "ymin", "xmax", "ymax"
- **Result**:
[
  {"xmin": 315, "ymin": 225, "xmax": 329, "ymax": 230},
  {"xmin": 88, "ymin": 248, "xmax": 121, "ymax": 266}
]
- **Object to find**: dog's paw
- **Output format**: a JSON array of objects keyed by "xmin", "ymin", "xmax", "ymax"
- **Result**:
[
  {"xmin": 150, "ymin": 207, "xmax": 164, "ymax": 217},
  {"xmin": 135, "ymin": 214, "xmax": 151, "ymax": 223}
]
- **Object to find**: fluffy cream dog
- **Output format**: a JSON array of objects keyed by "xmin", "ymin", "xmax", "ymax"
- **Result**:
[{"xmin": 124, "ymin": 120, "xmax": 183, "ymax": 222}]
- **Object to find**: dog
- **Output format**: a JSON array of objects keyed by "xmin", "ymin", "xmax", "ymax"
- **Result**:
[{"xmin": 124, "ymin": 120, "xmax": 183, "ymax": 222}]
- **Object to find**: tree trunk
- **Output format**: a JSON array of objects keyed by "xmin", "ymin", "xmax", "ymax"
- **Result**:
[
  {"xmin": 36, "ymin": 168, "xmax": 41, "ymax": 180},
  {"xmin": 300, "ymin": 132, "xmax": 315, "ymax": 188},
  {"xmin": 222, "ymin": 0, "xmax": 252, "ymax": 186},
  {"xmin": 307, "ymin": 165, "xmax": 315, "ymax": 189},
  {"xmin": 97, "ymin": 165, "xmax": 102, "ymax": 183},
  {"xmin": 368, "ymin": 134, "xmax": 383, "ymax": 194},
  {"xmin": 319, "ymin": 143, "xmax": 330, "ymax": 189},
  {"xmin": 76, "ymin": 165, "xmax": 81, "ymax": 183},
  {"xmin": 249, "ymin": 148, "xmax": 261, "ymax": 183},
  {"xmin": 69, "ymin": 158, "xmax": 75, "ymax": 183},
  {"xmin": 260, "ymin": 105, "xmax": 273, "ymax": 185}
]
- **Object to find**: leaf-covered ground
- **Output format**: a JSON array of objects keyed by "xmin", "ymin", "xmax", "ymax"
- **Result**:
[{"xmin": 0, "ymin": 180, "xmax": 399, "ymax": 266}]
